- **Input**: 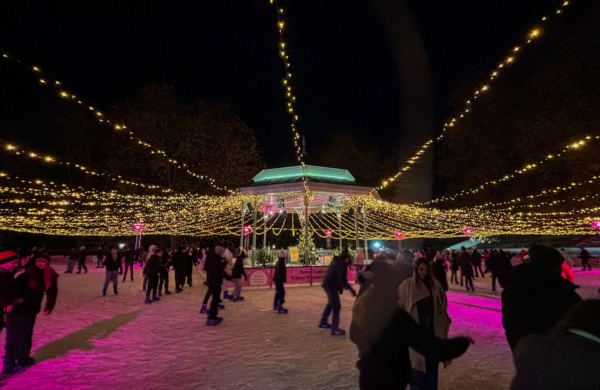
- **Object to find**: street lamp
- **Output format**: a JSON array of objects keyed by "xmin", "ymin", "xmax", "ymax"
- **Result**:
[{"xmin": 464, "ymin": 228, "xmax": 473, "ymax": 236}]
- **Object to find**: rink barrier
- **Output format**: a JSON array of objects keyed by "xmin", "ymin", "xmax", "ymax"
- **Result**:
[{"xmin": 197, "ymin": 259, "xmax": 359, "ymax": 288}]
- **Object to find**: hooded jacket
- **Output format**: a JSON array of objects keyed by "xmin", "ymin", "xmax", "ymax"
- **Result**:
[{"xmin": 501, "ymin": 263, "xmax": 581, "ymax": 350}]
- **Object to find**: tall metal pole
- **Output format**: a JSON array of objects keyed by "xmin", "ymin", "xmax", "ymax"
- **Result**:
[
  {"xmin": 240, "ymin": 201, "xmax": 245, "ymax": 251},
  {"xmin": 252, "ymin": 201, "xmax": 258, "ymax": 267},
  {"xmin": 354, "ymin": 207, "xmax": 359, "ymax": 250},
  {"xmin": 363, "ymin": 204, "xmax": 368, "ymax": 259},
  {"xmin": 263, "ymin": 214, "xmax": 268, "ymax": 249},
  {"xmin": 304, "ymin": 194, "xmax": 309, "ymax": 265},
  {"xmin": 337, "ymin": 210, "xmax": 343, "ymax": 249}
]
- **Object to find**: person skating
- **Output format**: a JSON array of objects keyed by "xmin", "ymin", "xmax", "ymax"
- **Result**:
[
  {"xmin": 319, "ymin": 252, "xmax": 356, "ymax": 335},
  {"xmin": 431, "ymin": 251, "xmax": 449, "ymax": 292},
  {"xmin": 0, "ymin": 254, "xmax": 21, "ymax": 374},
  {"xmin": 449, "ymin": 249, "xmax": 459, "ymax": 285},
  {"xmin": 201, "ymin": 246, "xmax": 231, "ymax": 325},
  {"xmin": 102, "ymin": 248, "xmax": 120, "ymax": 296},
  {"xmin": 472, "ymin": 249, "xmax": 484, "ymax": 278},
  {"xmin": 579, "ymin": 246, "xmax": 592, "ymax": 271},
  {"xmin": 184, "ymin": 247, "xmax": 194, "ymax": 287},
  {"xmin": 171, "ymin": 246, "xmax": 187, "ymax": 293},
  {"xmin": 501, "ymin": 244, "xmax": 581, "ymax": 351},
  {"xmin": 398, "ymin": 258, "xmax": 451, "ymax": 389},
  {"xmin": 157, "ymin": 247, "xmax": 172, "ymax": 297},
  {"xmin": 354, "ymin": 247, "xmax": 365, "ymax": 283},
  {"xmin": 142, "ymin": 245, "xmax": 158, "ymax": 292},
  {"xmin": 221, "ymin": 248, "xmax": 234, "ymax": 300},
  {"xmin": 485, "ymin": 249, "xmax": 503, "ymax": 292},
  {"xmin": 510, "ymin": 299, "xmax": 600, "ymax": 390},
  {"xmin": 3, "ymin": 254, "xmax": 58, "ymax": 374},
  {"xmin": 76, "ymin": 246, "xmax": 88, "ymax": 274},
  {"xmin": 230, "ymin": 252, "xmax": 248, "ymax": 301},
  {"xmin": 143, "ymin": 248, "xmax": 163, "ymax": 304},
  {"xmin": 65, "ymin": 247, "xmax": 78, "ymax": 273},
  {"xmin": 458, "ymin": 246, "xmax": 475, "ymax": 291},
  {"xmin": 94, "ymin": 245, "xmax": 105, "ymax": 268},
  {"xmin": 122, "ymin": 247, "xmax": 135, "ymax": 282},
  {"xmin": 272, "ymin": 249, "xmax": 287, "ymax": 313},
  {"xmin": 350, "ymin": 253, "xmax": 471, "ymax": 390}
]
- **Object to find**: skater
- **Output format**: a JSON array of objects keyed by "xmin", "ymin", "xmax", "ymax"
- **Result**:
[
  {"xmin": 319, "ymin": 252, "xmax": 356, "ymax": 335},
  {"xmin": 65, "ymin": 247, "xmax": 78, "ymax": 273},
  {"xmin": 485, "ymin": 249, "xmax": 503, "ymax": 292},
  {"xmin": 221, "ymin": 248, "xmax": 234, "ymax": 300},
  {"xmin": 185, "ymin": 247, "xmax": 194, "ymax": 287},
  {"xmin": 458, "ymin": 246, "xmax": 475, "ymax": 291},
  {"xmin": 510, "ymin": 299, "xmax": 600, "ymax": 390},
  {"xmin": 350, "ymin": 255, "xmax": 471, "ymax": 390},
  {"xmin": 472, "ymin": 249, "xmax": 484, "ymax": 277},
  {"xmin": 398, "ymin": 257, "xmax": 451, "ymax": 390},
  {"xmin": 157, "ymin": 248, "xmax": 172, "ymax": 297},
  {"xmin": 201, "ymin": 246, "xmax": 231, "ymax": 325},
  {"xmin": 354, "ymin": 247, "xmax": 365, "ymax": 283},
  {"xmin": 76, "ymin": 246, "xmax": 88, "ymax": 274},
  {"xmin": 431, "ymin": 251, "xmax": 449, "ymax": 292},
  {"xmin": 171, "ymin": 246, "xmax": 187, "ymax": 293},
  {"xmin": 273, "ymin": 249, "xmax": 287, "ymax": 313},
  {"xmin": 449, "ymin": 249, "xmax": 459, "ymax": 284},
  {"xmin": 122, "ymin": 247, "xmax": 135, "ymax": 282},
  {"xmin": 3, "ymin": 254, "xmax": 57, "ymax": 374},
  {"xmin": 579, "ymin": 246, "xmax": 592, "ymax": 271},
  {"xmin": 230, "ymin": 252, "xmax": 248, "ymax": 301},
  {"xmin": 502, "ymin": 244, "xmax": 581, "ymax": 351},
  {"xmin": 143, "ymin": 248, "xmax": 163, "ymax": 304},
  {"xmin": 142, "ymin": 245, "xmax": 158, "ymax": 292},
  {"xmin": 94, "ymin": 245, "xmax": 105, "ymax": 268},
  {"xmin": 102, "ymin": 248, "xmax": 120, "ymax": 296}
]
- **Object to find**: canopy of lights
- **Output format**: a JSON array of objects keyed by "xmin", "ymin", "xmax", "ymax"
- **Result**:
[{"xmin": 1, "ymin": 0, "xmax": 597, "ymax": 240}]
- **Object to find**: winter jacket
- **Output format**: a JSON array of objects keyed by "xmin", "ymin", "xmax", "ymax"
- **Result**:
[
  {"xmin": 458, "ymin": 251, "xmax": 474, "ymax": 277},
  {"xmin": 0, "ymin": 268, "xmax": 17, "ymax": 330},
  {"xmin": 123, "ymin": 250, "xmax": 135, "ymax": 265},
  {"xmin": 579, "ymin": 248, "xmax": 590, "ymax": 262},
  {"xmin": 231, "ymin": 257, "xmax": 247, "ymax": 280},
  {"xmin": 511, "ymin": 329, "xmax": 600, "ymax": 390},
  {"xmin": 449, "ymin": 253, "xmax": 459, "ymax": 272},
  {"xmin": 352, "ymin": 306, "xmax": 470, "ymax": 390},
  {"xmin": 355, "ymin": 249, "xmax": 365, "ymax": 265},
  {"xmin": 472, "ymin": 250, "xmax": 482, "ymax": 266},
  {"xmin": 13, "ymin": 265, "xmax": 57, "ymax": 315},
  {"xmin": 205, "ymin": 253, "xmax": 230, "ymax": 288},
  {"xmin": 487, "ymin": 252, "xmax": 510, "ymax": 287},
  {"xmin": 561, "ymin": 262, "xmax": 574, "ymax": 283},
  {"xmin": 431, "ymin": 258, "xmax": 449, "ymax": 292},
  {"xmin": 322, "ymin": 256, "xmax": 352, "ymax": 292},
  {"xmin": 272, "ymin": 257, "xmax": 287, "ymax": 284},
  {"xmin": 103, "ymin": 254, "xmax": 121, "ymax": 272},
  {"xmin": 171, "ymin": 251, "xmax": 187, "ymax": 272},
  {"xmin": 357, "ymin": 259, "xmax": 410, "ymax": 298},
  {"xmin": 184, "ymin": 253, "xmax": 194, "ymax": 275},
  {"xmin": 501, "ymin": 263, "xmax": 581, "ymax": 350},
  {"xmin": 143, "ymin": 255, "xmax": 162, "ymax": 277},
  {"xmin": 398, "ymin": 275, "xmax": 451, "ymax": 372}
]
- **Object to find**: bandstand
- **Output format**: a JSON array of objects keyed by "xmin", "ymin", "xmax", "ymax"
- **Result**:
[{"xmin": 239, "ymin": 165, "xmax": 380, "ymax": 265}]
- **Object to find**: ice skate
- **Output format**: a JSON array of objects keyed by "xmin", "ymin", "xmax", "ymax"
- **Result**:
[
  {"xmin": 165, "ymin": 290, "xmax": 171, "ymax": 295},
  {"xmin": 152, "ymin": 296, "xmax": 161, "ymax": 302},
  {"xmin": 206, "ymin": 317, "xmax": 223, "ymax": 326},
  {"xmin": 144, "ymin": 297, "xmax": 152, "ymax": 304},
  {"xmin": 235, "ymin": 296, "xmax": 244, "ymax": 301},
  {"xmin": 331, "ymin": 328, "xmax": 346, "ymax": 336},
  {"xmin": 114, "ymin": 290, "xmax": 118, "ymax": 295},
  {"xmin": 199, "ymin": 304, "xmax": 208, "ymax": 314},
  {"xmin": 218, "ymin": 304, "xmax": 225, "ymax": 309},
  {"xmin": 319, "ymin": 322, "xmax": 332, "ymax": 329},
  {"xmin": 2, "ymin": 361, "xmax": 19, "ymax": 375},
  {"xmin": 157, "ymin": 291, "xmax": 162, "ymax": 297},
  {"xmin": 278, "ymin": 306, "xmax": 288, "ymax": 314}
]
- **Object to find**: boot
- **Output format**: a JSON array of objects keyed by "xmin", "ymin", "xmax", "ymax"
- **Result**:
[
  {"xmin": 278, "ymin": 306, "xmax": 288, "ymax": 314},
  {"xmin": 199, "ymin": 304, "xmax": 208, "ymax": 314},
  {"xmin": 122, "ymin": 278, "xmax": 126, "ymax": 282},
  {"xmin": 175, "ymin": 288, "xmax": 182, "ymax": 293},
  {"xmin": 102, "ymin": 290, "xmax": 106, "ymax": 296},
  {"xmin": 157, "ymin": 291, "xmax": 162, "ymax": 297},
  {"xmin": 152, "ymin": 294, "xmax": 161, "ymax": 302},
  {"xmin": 206, "ymin": 317, "xmax": 223, "ymax": 326},
  {"xmin": 145, "ymin": 297, "xmax": 152, "ymax": 304},
  {"xmin": 2, "ymin": 360, "xmax": 19, "ymax": 375},
  {"xmin": 218, "ymin": 304, "xmax": 225, "ymax": 310},
  {"xmin": 114, "ymin": 290, "xmax": 118, "ymax": 295},
  {"xmin": 471, "ymin": 286, "xmax": 475, "ymax": 292},
  {"xmin": 331, "ymin": 328, "xmax": 346, "ymax": 336},
  {"xmin": 492, "ymin": 287, "xmax": 496, "ymax": 292},
  {"xmin": 165, "ymin": 290, "xmax": 171, "ymax": 295},
  {"xmin": 223, "ymin": 292, "xmax": 230, "ymax": 300},
  {"xmin": 319, "ymin": 322, "xmax": 332, "ymax": 329},
  {"xmin": 235, "ymin": 296, "xmax": 244, "ymax": 301}
]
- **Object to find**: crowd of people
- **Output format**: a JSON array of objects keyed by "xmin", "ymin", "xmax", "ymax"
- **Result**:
[{"xmin": 1, "ymin": 242, "xmax": 599, "ymax": 389}]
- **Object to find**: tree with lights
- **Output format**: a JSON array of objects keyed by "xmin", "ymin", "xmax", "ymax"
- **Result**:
[{"xmin": 297, "ymin": 228, "xmax": 316, "ymax": 265}]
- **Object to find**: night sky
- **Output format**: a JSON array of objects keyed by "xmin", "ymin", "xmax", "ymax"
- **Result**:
[{"xmin": 0, "ymin": 0, "xmax": 558, "ymax": 168}]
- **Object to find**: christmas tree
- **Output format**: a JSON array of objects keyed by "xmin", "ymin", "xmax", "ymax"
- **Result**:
[{"xmin": 298, "ymin": 227, "xmax": 317, "ymax": 265}]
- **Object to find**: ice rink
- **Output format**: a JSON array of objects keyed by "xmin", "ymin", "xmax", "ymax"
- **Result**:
[{"xmin": 1, "ymin": 264, "xmax": 599, "ymax": 390}]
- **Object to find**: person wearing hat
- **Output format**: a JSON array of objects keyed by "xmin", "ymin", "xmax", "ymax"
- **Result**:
[
  {"xmin": 230, "ymin": 252, "xmax": 248, "ymax": 301},
  {"xmin": 3, "ymin": 254, "xmax": 57, "ymax": 374},
  {"xmin": 502, "ymin": 244, "xmax": 581, "ymax": 351}
]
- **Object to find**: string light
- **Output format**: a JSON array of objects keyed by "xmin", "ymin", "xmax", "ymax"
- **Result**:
[{"xmin": 375, "ymin": 0, "xmax": 573, "ymax": 191}]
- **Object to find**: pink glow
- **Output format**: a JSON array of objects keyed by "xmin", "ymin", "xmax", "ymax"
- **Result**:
[
  {"xmin": 395, "ymin": 232, "xmax": 404, "ymax": 239},
  {"xmin": 243, "ymin": 226, "xmax": 251, "ymax": 234},
  {"xmin": 592, "ymin": 221, "xmax": 600, "ymax": 229},
  {"xmin": 464, "ymin": 228, "xmax": 473, "ymax": 235},
  {"xmin": 325, "ymin": 229, "xmax": 332, "ymax": 236},
  {"xmin": 133, "ymin": 224, "xmax": 143, "ymax": 231}
]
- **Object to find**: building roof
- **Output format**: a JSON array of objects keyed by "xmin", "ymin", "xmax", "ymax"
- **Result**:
[{"xmin": 250, "ymin": 165, "xmax": 359, "ymax": 186}]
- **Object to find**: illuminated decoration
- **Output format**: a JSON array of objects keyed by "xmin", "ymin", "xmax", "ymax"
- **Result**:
[
  {"xmin": 373, "ymin": 242, "xmax": 381, "ymax": 249},
  {"xmin": 592, "ymin": 221, "xmax": 600, "ymax": 229},
  {"xmin": 464, "ymin": 228, "xmax": 473, "ymax": 236},
  {"xmin": 243, "ymin": 226, "xmax": 252, "ymax": 234},
  {"xmin": 0, "ymin": 51, "xmax": 231, "ymax": 194},
  {"xmin": 374, "ymin": 0, "xmax": 573, "ymax": 191},
  {"xmin": 133, "ymin": 224, "xmax": 144, "ymax": 232},
  {"xmin": 325, "ymin": 228, "xmax": 332, "ymax": 236},
  {"xmin": 395, "ymin": 231, "xmax": 404, "ymax": 239}
]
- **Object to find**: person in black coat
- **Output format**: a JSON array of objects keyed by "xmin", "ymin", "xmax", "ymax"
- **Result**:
[
  {"xmin": 102, "ymin": 248, "xmax": 120, "ymax": 296},
  {"xmin": 579, "ymin": 246, "xmax": 592, "ymax": 271},
  {"xmin": 76, "ymin": 246, "xmax": 88, "ymax": 274},
  {"xmin": 431, "ymin": 252, "xmax": 449, "ymax": 292},
  {"xmin": 201, "ymin": 246, "xmax": 231, "ymax": 325},
  {"xmin": 171, "ymin": 247, "xmax": 187, "ymax": 293},
  {"xmin": 272, "ymin": 251, "xmax": 287, "ymax": 313},
  {"xmin": 143, "ymin": 248, "xmax": 163, "ymax": 304},
  {"xmin": 449, "ymin": 250, "xmax": 459, "ymax": 284},
  {"xmin": 320, "ymin": 253, "xmax": 356, "ymax": 335},
  {"xmin": 184, "ymin": 247, "xmax": 194, "ymax": 287},
  {"xmin": 157, "ymin": 248, "xmax": 172, "ymax": 296},
  {"xmin": 95, "ymin": 246, "xmax": 105, "ymax": 269},
  {"xmin": 501, "ymin": 244, "xmax": 581, "ymax": 351},
  {"xmin": 121, "ymin": 248, "xmax": 135, "ymax": 282},
  {"xmin": 230, "ymin": 252, "xmax": 248, "ymax": 301},
  {"xmin": 472, "ymin": 249, "xmax": 484, "ymax": 278},
  {"xmin": 511, "ymin": 299, "xmax": 600, "ymax": 390},
  {"xmin": 457, "ymin": 247, "xmax": 474, "ymax": 291}
]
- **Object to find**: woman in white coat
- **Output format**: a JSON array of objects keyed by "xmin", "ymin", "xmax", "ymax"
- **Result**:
[{"xmin": 398, "ymin": 257, "xmax": 451, "ymax": 390}]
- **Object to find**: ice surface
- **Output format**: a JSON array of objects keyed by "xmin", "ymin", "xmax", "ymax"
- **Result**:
[{"xmin": 1, "ymin": 265, "xmax": 598, "ymax": 390}]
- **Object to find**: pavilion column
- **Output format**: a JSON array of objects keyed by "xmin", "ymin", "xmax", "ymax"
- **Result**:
[
  {"xmin": 240, "ymin": 201, "xmax": 245, "ymax": 251},
  {"xmin": 263, "ymin": 213, "xmax": 267, "ymax": 249},
  {"xmin": 363, "ymin": 204, "xmax": 368, "ymax": 258},
  {"xmin": 337, "ymin": 210, "xmax": 343, "ymax": 249},
  {"xmin": 252, "ymin": 201, "xmax": 258, "ymax": 267},
  {"xmin": 304, "ymin": 193, "xmax": 309, "ymax": 265},
  {"xmin": 354, "ymin": 207, "xmax": 359, "ymax": 250}
]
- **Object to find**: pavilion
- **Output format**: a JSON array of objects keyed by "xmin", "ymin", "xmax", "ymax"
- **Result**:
[{"xmin": 239, "ymin": 165, "xmax": 380, "ymax": 264}]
